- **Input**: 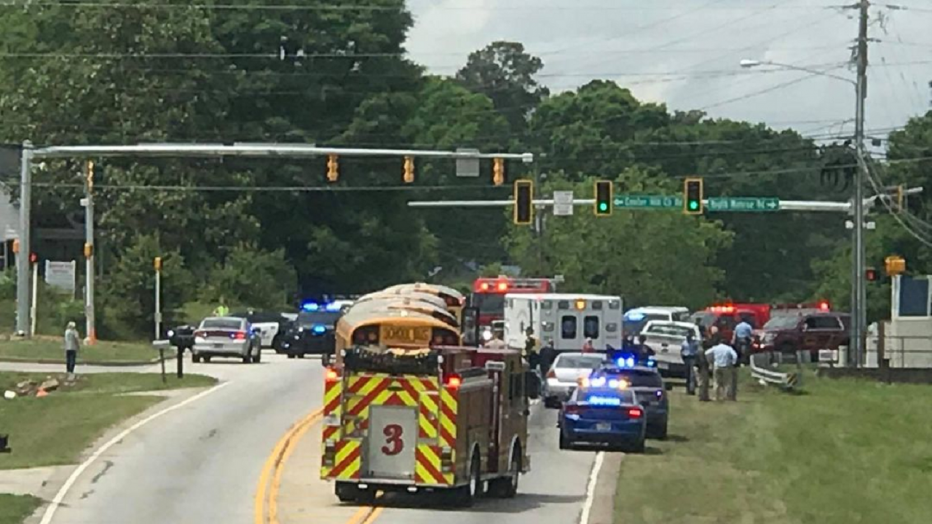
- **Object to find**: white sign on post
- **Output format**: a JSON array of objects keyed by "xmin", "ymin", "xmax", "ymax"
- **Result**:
[
  {"xmin": 44, "ymin": 260, "xmax": 76, "ymax": 293},
  {"xmin": 553, "ymin": 190, "xmax": 574, "ymax": 216}
]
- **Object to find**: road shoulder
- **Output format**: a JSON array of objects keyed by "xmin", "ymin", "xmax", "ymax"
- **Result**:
[{"xmin": 587, "ymin": 452, "xmax": 623, "ymax": 524}]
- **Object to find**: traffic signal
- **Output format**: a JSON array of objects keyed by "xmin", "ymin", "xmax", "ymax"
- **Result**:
[
  {"xmin": 885, "ymin": 255, "xmax": 906, "ymax": 276},
  {"xmin": 684, "ymin": 177, "xmax": 703, "ymax": 215},
  {"xmin": 594, "ymin": 180, "xmax": 613, "ymax": 216},
  {"xmin": 866, "ymin": 267, "xmax": 878, "ymax": 281},
  {"xmin": 326, "ymin": 154, "xmax": 338, "ymax": 182},
  {"xmin": 493, "ymin": 158, "xmax": 505, "ymax": 186},
  {"xmin": 86, "ymin": 160, "xmax": 95, "ymax": 190},
  {"xmin": 29, "ymin": 253, "xmax": 37, "ymax": 265},
  {"xmin": 514, "ymin": 180, "xmax": 533, "ymax": 225},
  {"xmin": 403, "ymin": 156, "xmax": 414, "ymax": 183}
]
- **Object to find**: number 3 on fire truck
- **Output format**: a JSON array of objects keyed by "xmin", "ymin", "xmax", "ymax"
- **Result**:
[{"xmin": 382, "ymin": 424, "xmax": 404, "ymax": 456}]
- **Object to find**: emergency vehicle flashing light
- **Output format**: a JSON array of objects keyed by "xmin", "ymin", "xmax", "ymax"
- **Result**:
[
  {"xmin": 302, "ymin": 301, "xmax": 343, "ymax": 312},
  {"xmin": 312, "ymin": 324, "xmax": 327, "ymax": 334},
  {"xmin": 587, "ymin": 395, "xmax": 622, "ymax": 406}
]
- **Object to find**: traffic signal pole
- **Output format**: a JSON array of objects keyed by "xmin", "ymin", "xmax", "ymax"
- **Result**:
[{"xmin": 14, "ymin": 142, "xmax": 533, "ymax": 337}]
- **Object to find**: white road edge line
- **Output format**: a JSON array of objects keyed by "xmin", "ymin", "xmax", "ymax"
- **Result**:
[
  {"xmin": 578, "ymin": 451, "xmax": 605, "ymax": 524},
  {"xmin": 39, "ymin": 381, "xmax": 231, "ymax": 524}
]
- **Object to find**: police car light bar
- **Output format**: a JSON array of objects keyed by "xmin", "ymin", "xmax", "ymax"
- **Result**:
[{"xmin": 302, "ymin": 302, "xmax": 343, "ymax": 312}]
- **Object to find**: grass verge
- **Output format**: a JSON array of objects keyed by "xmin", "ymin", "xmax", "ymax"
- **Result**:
[
  {"xmin": 615, "ymin": 373, "xmax": 932, "ymax": 524},
  {"xmin": 0, "ymin": 494, "xmax": 41, "ymax": 524},
  {"xmin": 0, "ymin": 339, "xmax": 156, "ymax": 364},
  {"xmin": 0, "ymin": 372, "xmax": 217, "ymax": 470}
]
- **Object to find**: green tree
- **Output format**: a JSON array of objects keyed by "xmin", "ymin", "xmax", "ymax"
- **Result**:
[
  {"xmin": 205, "ymin": 244, "xmax": 297, "ymax": 309},
  {"xmin": 456, "ymin": 41, "xmax": 549, "ymax": 133},
  {"xmin": 97, "ymin": 234, "xmax": 194, "ymax": 339},
  {"xmin": 505, "ymin": 169, "xmax": 732, "ymax": 309}
]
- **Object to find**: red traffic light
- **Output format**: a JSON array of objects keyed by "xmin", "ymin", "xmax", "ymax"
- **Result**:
[
  {"xmin": 29, "ymin": 253, "xmax": 37, "ymax": 264},
  {"xmin": 866, "ymin": 268, "xmax": 878, "ymax": 282}
]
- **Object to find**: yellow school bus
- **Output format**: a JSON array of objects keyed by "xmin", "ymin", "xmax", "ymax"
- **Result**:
[
  {"xmin": 380, "ymin": 283, "xmax": 466, "ymax": 325},
  {"xmin": 347, "ymin": 297, "xmax": 459, "ymax": 329},
  {"xmin": 354, "ymin": 290, "xmax": 448, "ymax": 312},
  {"xmin": 334, "ymin": 306, "xmax": 462, "ymax": 362}
]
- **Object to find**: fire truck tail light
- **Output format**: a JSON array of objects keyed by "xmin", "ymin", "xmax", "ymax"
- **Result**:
[
  {"xmin": 323, "ymin": 441, "xmax": 336, "ymax": 466},
  {"xmin": 497, "ymin": 282, "xmax": 508, "ymax": 292},
  {"xmin": 819, "ymin": 300, "xmax": 830, "ymax": 311},
  {"xmin": 445, "ymin": 374, "xmax": 462, "ymax": 389},
  {"xmin": 481, "ymin": 282, "xmax": 490, "ymax": 291}
]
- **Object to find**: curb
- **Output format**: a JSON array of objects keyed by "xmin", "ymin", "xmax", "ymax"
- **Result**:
[{"xmin": 0, "ymin": 355, "xmax": 175, "ymax": 367}]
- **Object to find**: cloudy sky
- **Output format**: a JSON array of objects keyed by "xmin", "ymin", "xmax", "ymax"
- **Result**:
[{"xmin": 405, "ymin": 0, "xmax": 932, "ymax": 143}]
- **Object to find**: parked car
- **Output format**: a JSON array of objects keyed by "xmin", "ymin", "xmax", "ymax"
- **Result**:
[
  {"xmin": 638, "ymin": 320, "xmax": 701, "ymax": 378},
  {"xmin": 591, "ymin": 362, "xmax": 669, "ymax": 439},
  {"xmin": 755, "ymin": 312, "xmax": 850, "ymax": 360},
  {"xmin": 623, "ymin": 306, "xmax": 691, "ymax": 336},
  {"xmin": 231, "ymin": 311, "xmax": 289, "ymax": 349},
  {"xmin": 542, "ymin": 352, "xmax": 607, "ymax": 408},
  {"xmin": 558, "ymin": 385, "xmax": 646, "ymax": 452},
  {"xmin": 192, "ymin": 317, "xmax": 262, "ymax": 364}
]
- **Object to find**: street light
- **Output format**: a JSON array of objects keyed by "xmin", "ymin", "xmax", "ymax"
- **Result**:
[{"xmin": 740, "ymin": 57, "xmax": 867, "ymax": 367}]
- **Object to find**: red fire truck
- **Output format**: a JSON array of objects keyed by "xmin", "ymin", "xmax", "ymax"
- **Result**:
[
  {"xmin": 471, "ymin": 277, "xmax": 554, "ymax": 334},
  {"xmin": 321, "ymin": 303, "xmax": 535, "ymax": 506}
]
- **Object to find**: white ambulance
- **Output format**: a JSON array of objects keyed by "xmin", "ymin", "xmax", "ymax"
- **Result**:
[{"xmin": 503, "ymin": 293, "xmax": 624, "ymax": 352}]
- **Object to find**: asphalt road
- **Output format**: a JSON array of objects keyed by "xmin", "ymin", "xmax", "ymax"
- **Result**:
[
  {"xmin": 372, "ymin": 405, "xmax": 599, "ymax": 524},
  {"xmin": 39, "ymin": 351, "xmax": 325, "ymax": 524}
]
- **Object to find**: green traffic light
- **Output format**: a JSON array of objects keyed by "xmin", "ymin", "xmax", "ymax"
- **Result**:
[
  {"xmin": 599, "ymin": 202, "xmax": 608, "ymax": 212},
  {"xmin": 689, "ymin": 201, "xmax": 699, "ymax": 210}
]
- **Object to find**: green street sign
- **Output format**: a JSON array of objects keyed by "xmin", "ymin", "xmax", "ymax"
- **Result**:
[
  {"xmin": 706, "ymin": 197, "xmax": 780, "ymax": 212},
  {"xmin": 613, "ymin": 195, "xmax": 683, "ymax": 209}
]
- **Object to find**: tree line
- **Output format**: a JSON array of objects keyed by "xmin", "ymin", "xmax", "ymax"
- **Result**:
[{"xmin": 1, "ymin": 1, "xmax": 929, "ymax": 337}]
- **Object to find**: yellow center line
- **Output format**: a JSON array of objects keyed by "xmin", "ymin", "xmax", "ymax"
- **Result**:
[
  {"xmin": 254, "ymin": 407, "xmax": 323, "ymax": 524},
  {"xmin": 268, "ymin": 411, "xmax": 322, "ymax": 524}
]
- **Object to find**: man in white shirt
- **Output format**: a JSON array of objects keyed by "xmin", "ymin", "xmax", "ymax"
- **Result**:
[{"xmin": 705, "ymin": 342, "xmax": 738, "ymax": 401}]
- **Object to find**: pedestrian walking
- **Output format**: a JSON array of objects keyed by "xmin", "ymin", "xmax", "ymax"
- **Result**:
[
  {"xmin": 64, "ymin": 321, "xmax": 81, "ymax": 376},
  {"xmin": 705, "ymin": 340, "xmax": 738, "ymax": 401},
  {"xmin": 681, "ymin": 332, "xmax": 699, "ymax": 395}
]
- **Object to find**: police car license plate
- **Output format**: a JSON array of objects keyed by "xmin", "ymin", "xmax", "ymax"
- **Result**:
[
  {"xmin": 658, "ymin": 362, "xmax": 669, "ymax": 369},
  {"xmin": 214, "ymin": 343, "xmax": 223, "ymax": 349},
  {"xmin": 596, "ymin": 422, "xmax": 611, "ymax": 431}
]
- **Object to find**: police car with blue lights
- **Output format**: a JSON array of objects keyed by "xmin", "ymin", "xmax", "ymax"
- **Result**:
[
  {"xmin": 278, "ymin": 301, "xmax": 351, "ymax": 362},
  {"xmin": 597, "ymin": 353, "xmax": 670, "ymax": 439},
  {"xmin": 558, "ymin": 372, "xmax": 647, "ymax": 452}
]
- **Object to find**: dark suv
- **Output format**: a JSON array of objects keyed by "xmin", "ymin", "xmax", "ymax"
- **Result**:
[
  {"xmin": 756, "ymin": 312, "xmax": 850, "ymax": 360},
  {"xmin": 278, "ymin": 309, "xmax": 342, "ymax": 362}
]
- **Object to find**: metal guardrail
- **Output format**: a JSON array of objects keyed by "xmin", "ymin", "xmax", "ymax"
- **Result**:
[{"xmin": 749, "ymin": 353, "xmax": 800, "ymax": 390}]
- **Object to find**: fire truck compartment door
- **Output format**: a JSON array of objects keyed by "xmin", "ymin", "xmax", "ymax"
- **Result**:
[{"xmin": 364, "ymin": 406, "xmax": 418, "ymax": 480}]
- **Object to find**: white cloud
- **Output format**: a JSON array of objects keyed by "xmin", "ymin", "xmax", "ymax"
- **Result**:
[{"xmin": 405, "ymin": 0, "xmax": 932, "ymax": 135}]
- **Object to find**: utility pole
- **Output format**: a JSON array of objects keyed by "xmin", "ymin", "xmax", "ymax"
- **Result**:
[
  {"xmin": 851, "ymin": 0, "xmax": 870, "ymax": 367},
  {"xmin": 83, "ymin": 160, "xmax": 96, "ymax": 345},
  {"xmin": 15, "ymin": 142, "xmax": 32, "ymax": 336}
]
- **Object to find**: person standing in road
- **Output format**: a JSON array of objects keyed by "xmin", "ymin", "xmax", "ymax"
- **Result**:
[
  {"xmin": 524, "ymin": 327, "xmax": 540, "ymax": 368},
  {"xmin": 64, "ymin": 321, "xmax": 81, "ymax": 376},
  {"xmin": 681, "ymin": 332, "xmax": 699, "ymax": 395},
  {"xmin": 539, "ymin": 337, "xmax": 557, "ymax": 376},
  {"xmin": 705, "ymin": 340, "xmax": 738, "ymax": 401}
]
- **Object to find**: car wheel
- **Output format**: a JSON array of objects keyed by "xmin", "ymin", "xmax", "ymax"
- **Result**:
[
  {"xmin": 652, "ymin": 419, "xmax": 668, "ymax": 441},
  {"xmin": 335, "ymin": 482, "xmax": 358, "ymax": 503},
  {"xmin": 559, "ymin": 431, "xmax": 572, "ymax": 450},
  {"xmin": 297, "ymin": 353, "xmax": 306, "ymax": 359},
  {"xmin": 287, "ymin": 353, "xmax": 296, "ymax": 359},
  {"xmin": 628, "ymin": 438, "xmax": 646, "ymax": 453},
  {"xmin": 203, "ymin": 356, "xmax": 211, "ymax": 363},
  {"xmin": 242, "ymin": 352, "xmax": 251, "ymax": 364},
  {"xmin": 192, "ymin": 354, "xmax": 201, "ymax": 363},
  {"xmin": 488, "ymin": 444, "xmax": 520, "ymax": 498}
]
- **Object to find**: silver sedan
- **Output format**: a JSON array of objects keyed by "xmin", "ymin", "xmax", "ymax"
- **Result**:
[
  {"xmin": 192, "ymin": 317, "xmax": 262, "ymax": 364},
  {"xmin": 542, "ymin": 352, "xmax": 606, "ymax": 408}
]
